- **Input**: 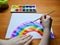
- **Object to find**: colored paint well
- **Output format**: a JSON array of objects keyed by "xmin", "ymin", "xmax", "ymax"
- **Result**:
[
  {"xmin": 23, "ymin": 6, "xmax": 25, "ymax": 8},
  {"xmin": 30, "ymin": 9, "xmax": 32, "ymax": 12},
  {"xmin": 23, "ymin": 9, "xmax": 25, "ymax": 12},
  {"xmin": 20, "ymin": 9, "xmax": 23, "ymax": 12},
  {"xmin": 26, "ymin": 6, "xmax": 29, "ymax": 8},
  {"xmin": 12, "ymin": 5, "xmax": 19, "ymax": 8},
  {"xmin": 33, "ymin": 9, "xmax": 36, "ymax": 12},
  {"xmin": 26, "ymin": 9, "xmax": 29, "ymax": 12},
  {"xmin": 29, "ymin": 6, "xmax": 32, "ymax": 8},
  {"xmin": 32, "ymin": 6, "xmax": 35, "ymax": 8},
  {"xmin": 15, "ymin": 9, "xmax": 18, "ymax": 12},
  {"xmin": 19, "ymin": 6, "xmax": 22, "ymax": 8}
]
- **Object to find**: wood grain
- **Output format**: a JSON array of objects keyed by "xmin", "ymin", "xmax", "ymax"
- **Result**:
[{"xmin": 0, "ymin": 0, "xmax": 60, "ymax": 45}]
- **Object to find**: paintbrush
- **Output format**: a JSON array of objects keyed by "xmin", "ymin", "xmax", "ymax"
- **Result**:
[{"xmin": 32, "ymin": 10, "xmax": 55, "ymax": 22}]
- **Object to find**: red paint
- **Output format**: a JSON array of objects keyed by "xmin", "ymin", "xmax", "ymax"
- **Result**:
[{"xmin": 19, "ymin": 6, "xmax": 22, "ymax": 8}]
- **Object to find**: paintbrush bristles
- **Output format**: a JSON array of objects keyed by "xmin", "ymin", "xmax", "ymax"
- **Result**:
[{"xmin": 33, "ymin": 18, "xmax": 40, "ymax": 22}]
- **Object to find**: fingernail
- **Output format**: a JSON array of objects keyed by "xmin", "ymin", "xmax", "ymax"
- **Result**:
[
  {"xmin": 40, "ymin": 17, "xmax": 42, "ymax": 20},
  {"xmin": 28, "ymin": 35, "xmax": 31, "ymax": 36},
  {"xmin": 40, "ymin": 18, "xmax": 41, "ymax": 20},
  {"xmin": 40, "ymin": 21, "xmax": 42, "ymax": 23},
  {"xmin": 29, "ymin": 35, "xmax": 33, "ymax": 37},
  {"xmin": 44, "ymin": 15, "xmax": 46, "ymax": 19}
]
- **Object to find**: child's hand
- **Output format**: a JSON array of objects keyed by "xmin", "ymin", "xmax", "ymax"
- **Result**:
[
  {"xmin": 40, "ymin": 15, "xmax": 52, "ymax": 29},
  {"xmin": 0, "ymin": 35, "xmax": 32, "ymax": 45},
  {"xmin": 39, "ymin": 15, "xmax": 52, "ymax": 45}
]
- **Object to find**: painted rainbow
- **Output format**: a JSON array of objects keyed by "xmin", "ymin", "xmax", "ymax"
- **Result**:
[{"xmin": 11, "ymin": 22, "xmax": 54, "ymax": 38}]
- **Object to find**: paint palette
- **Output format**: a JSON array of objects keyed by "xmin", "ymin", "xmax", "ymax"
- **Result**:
[
  {"xmin": 11, "ymin": 5, "xmax": 36, "ymax": 13},
  {"xmin": 11, "ymin": 22, "xmax": 54, "ymax": 39}
]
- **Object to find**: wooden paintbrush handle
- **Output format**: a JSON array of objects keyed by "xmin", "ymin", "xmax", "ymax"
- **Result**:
[{"xmin": 33, "ymin": 10, "xmax": 55, "ymax": 22}]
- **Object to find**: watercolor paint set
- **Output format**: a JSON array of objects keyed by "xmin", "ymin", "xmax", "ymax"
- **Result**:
[{"xmin": 11, "ymin": 5, "xmax": 36, "ymax": 13}]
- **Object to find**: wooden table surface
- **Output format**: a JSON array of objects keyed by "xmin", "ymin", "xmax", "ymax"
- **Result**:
[{"xmin": 0, "ymin": 0, "xmax": 60, "ymax": 45}]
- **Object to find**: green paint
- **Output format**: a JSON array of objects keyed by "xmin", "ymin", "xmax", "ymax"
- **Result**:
[
  {"xmin": 26, "ymin": 9, "xmax": 29, "ymax": 12},
  {"xmin": 33, "ymin": 9, "xmax": 36, "ymax": 12},
  {"xmin": 23, "ymin": 6, "xmax": 25, "ymax": 8}
]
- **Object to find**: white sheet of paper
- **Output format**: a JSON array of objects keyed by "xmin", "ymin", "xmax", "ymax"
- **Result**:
[{"xmin": 5, "ymin": 13, "xmax": 54, "ymax": 39}]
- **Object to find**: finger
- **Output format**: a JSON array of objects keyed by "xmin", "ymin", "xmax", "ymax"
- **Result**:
[
  {"xmin": 50, "ymin": 18, "xmax": 52, "ymax": 21},
  {"xmin": 44, "ymin": 15, "xmax": 46, "ymax": 19},
  {"xmin": 42, "ymin": 15, "xmax": 45, "ymax": 19},
  {"xmin": 40, "ymin": 21, "xmax": 42, "ymax": 24},
  {"xmin": 10, "ymin": 35, "xmax": 28, "ymax": 42},
  {"xmin": 17, "ymin": 35, "xmax": 32, "ymax": 44},
  {"xmin": 24, "ymin": 38, "xmax": 32, "ymax": 45},
  {"xmin": 40, "ymin": 16, "xmax": 42, "ymax": 20},
  {"xmin": 23, "ymin": 35, "xmax": 32, "ymax": 43},
  {"xmin": 10, "ymin": 35, "xmax": 24, "ymax": 40},
  {"xmin": 20, "ymin": 35, "xmax": 31, "ymax": 40},
  {"xmin": 40, "ymin": 16, "xmax": 42, "ymax": 24},
  {"xmin": 46, "ymin": 15, "xmax": 51, "ymax": 19},
  {"xmin": 49, "ymin": 17, "xmax": 52, "ymax": 23},
  {"xmin": 14, "ymin": 35, "xmax": 31, "ymax": 42}
]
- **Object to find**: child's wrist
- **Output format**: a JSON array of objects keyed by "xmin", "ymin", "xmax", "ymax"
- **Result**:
[
  {"xmin": 43, "ymin": 27, "xmax": 51, "ymax": 31},
  {"xmin": 44, "ymin": 27, "xmax": 50, "ymax": 29}
]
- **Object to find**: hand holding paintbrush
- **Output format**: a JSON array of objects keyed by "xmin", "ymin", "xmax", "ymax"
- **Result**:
[{"xmin": 32, "ymin": 10, "xmax": 55, "ymax": 22}]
